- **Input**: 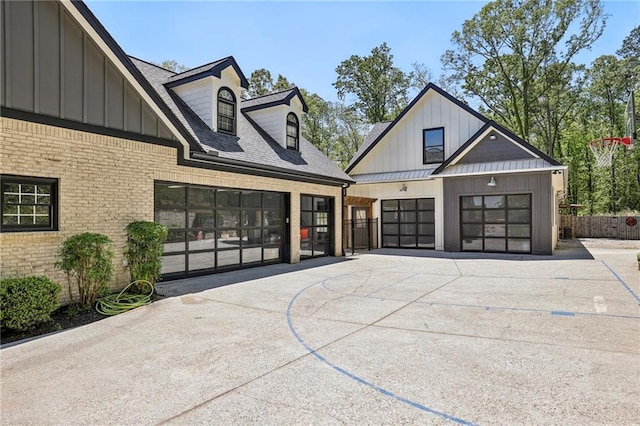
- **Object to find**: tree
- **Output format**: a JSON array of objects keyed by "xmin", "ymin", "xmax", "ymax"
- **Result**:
[
  {"xmin": 334, "ymin": 42, "xmax": 412, "ymax": 123},
  {"xmin": 616, "ymin": 25, "xmax": 640, "ymax": 60},
  {"xmin": 441, "ymin": 0, "xmax": 606, "ymax": 149},
  {"xmin": 247, "ymin": 68, "xmax": 274, "ymax": 98},
  {"xmin": 159, "ymin": 59, "xmax": 188, "ymax": 73},
  {"xmin": 409, "ymin": 62, "xmax": 433, "ymax": 92}
]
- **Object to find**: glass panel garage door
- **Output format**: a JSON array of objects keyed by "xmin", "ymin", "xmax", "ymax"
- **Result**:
[
  {"xmin": 300, "ymin": 195, "xmax": 334, "ymax": 258},
  {"xmin": 461, "ymin": 194, "xmax": 531, "ymax": 253},
  {"xmin": 381, "ymin": 198, "xmax": 435, "ymax": 249},
  {"xmin": 155, "ymin": 182, "xmax": 285, "ymax": 279}
]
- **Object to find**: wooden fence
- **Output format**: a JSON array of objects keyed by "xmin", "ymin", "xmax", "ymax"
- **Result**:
[{"xmin": 561, "ymin": 215, "xmax": 640, "ymax": 239}]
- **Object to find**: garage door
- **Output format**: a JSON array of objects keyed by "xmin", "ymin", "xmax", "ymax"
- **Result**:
[
  {"xmin": 460, "ymin": 194, "xmax": 531, "ymax": 253},
  {"xmin": 381, "ymin": 198, "xmax": 435, "ymax": 249}
]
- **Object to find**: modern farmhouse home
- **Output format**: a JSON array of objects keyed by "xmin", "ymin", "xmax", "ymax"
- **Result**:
[
  {"xmin": 345, "ymin": 83, "xmax": 567, "ymax": 255},
  {"xmin": 0, "ymin": 0, "xmax": 352, "ymax": 302}
]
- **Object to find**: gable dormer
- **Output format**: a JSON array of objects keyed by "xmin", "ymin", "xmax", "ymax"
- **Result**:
[
  {"xmin": 166, "ymin": 57, "xmax": 249, "ymax": 136},
  {"xmin": 241, "ymin": 88, "xmax": 309, "ymax": 150}
]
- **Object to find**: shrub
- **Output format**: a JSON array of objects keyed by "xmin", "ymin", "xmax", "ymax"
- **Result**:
[
  {"xmin": 124, "ymin": 221, "xmax": 168, "ymax": 292},
  {"xmin": 55, "ymin": 233, "xmax": 114, "ymax": 309},
  {"xmin": 0, "ymin": 276, "xmax": 61, "ymax": 331}
]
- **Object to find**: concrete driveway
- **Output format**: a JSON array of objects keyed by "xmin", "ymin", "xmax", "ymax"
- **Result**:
[{"xmin": 1, "ymin": 240, "xmax": 639, "ymax": 425}]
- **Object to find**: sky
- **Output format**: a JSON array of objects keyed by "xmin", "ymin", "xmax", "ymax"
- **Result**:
[{"xmin": 85, "ymin": 1, "xmax": 639, "ymax": 103}]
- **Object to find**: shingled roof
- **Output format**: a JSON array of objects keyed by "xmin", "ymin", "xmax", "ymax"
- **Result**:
[
  {"xmin": 241, "ymin": 88, "xmax": 309, "ymax": 113},
  {"xmin": 130, "ymin": 57, "xmax": 351, "ymax": 184}
]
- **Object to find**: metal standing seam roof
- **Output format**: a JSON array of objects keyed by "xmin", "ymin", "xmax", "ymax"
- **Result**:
[
  {"xmin": 351, "ymin": 168, "xmax": 437, "ymax": 183},
  {"xmin": 436, "ymin": 158, "xmax": 558, "ymax": 176},
  {"xmin": 129, "ymin": 57, "xmax": 352, "ymax": 183}
]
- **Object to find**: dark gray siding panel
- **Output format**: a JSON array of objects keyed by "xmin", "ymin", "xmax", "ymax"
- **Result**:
[
  {"xmin": 443, "ymin": 172, "xmax": 553, "ymax": 255},
  {"xmin": 106, "ymin": 62, "xmax": 124, "ymax": 129},
  {"xmin": 1, "ymin": 0, "xmax": 175, "ymax": 143},
  {"xmin": 7, "ymin": 1, "xmax": 35, "ymax": 112},
  {"xmin": 458, "ymin": 133, "xmax": 535, "ymax": 164},
  {"xmin": 125, "ymin": 84, "xmax": 141, "ymax": 133},
  {"xmin": 85, "ymin": 39, "xmax": 105, "ymax": 125},
  {"xmin": 37, "ymin": 1, "xmax": 61, "ymax": 116},
  {"xmin": 142, "ymin": 104, "xmax": 157, "ymax": 136},
  {"xmin": 62, "ymin": 11, "xmax": 83, "ymax": 122}
]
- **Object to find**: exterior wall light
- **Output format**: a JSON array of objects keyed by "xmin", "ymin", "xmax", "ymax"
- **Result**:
[
  {"xmin": 489, "ymin": 134, "xmax": 497, "ymax": 140},
  {"xmin": 400, "ymin": 184, "xmax": 408, "ymax": 192},
  {"xmin": 487, "ymin": 176, "xmax": 497, "ymax": 187}
]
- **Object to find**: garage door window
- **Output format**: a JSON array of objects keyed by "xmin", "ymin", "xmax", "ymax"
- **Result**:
[
  {"xmin": 461, "ymin": 194, "xmax": 531, "ymax": 253},
  {"xmin": 381, "ymin": 198, "xmax": 435, "ymax": 249}
]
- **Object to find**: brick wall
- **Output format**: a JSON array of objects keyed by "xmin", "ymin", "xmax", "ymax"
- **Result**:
[{"xmin": 0, "ymin": 117, "xmax": 343, "ymax": 304}]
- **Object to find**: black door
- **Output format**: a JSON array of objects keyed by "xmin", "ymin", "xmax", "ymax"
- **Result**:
[{"xmin": 381, "ymin": 198, "xmax": 435, "ymax": 249}]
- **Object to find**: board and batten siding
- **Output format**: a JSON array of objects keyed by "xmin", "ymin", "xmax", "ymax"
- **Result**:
[
  {"xmin": 443, "ymin": 172, "xmax": 554, "ymax": 254},
  {"xmin": 1, "ymin": 0, "xmax": 175, "ymax": 140},
  {"xmin": 351, "ymin": 90, "xmax": 486, "ymax": 176}
]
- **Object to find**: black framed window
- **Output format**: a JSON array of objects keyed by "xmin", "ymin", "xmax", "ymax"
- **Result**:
[
  {"xmin": 217, "ymin": 87, "xmax": 236, "ymax": 134},
  {"xmin": 423, "ymin": 127, "xmax": 444, "ymax": 164},
  {"xmin": 300, "ymin": 195, "xmax": 333, "ymax": 258},
  {"xmin": 286, "ymin": 113, "xmax": 299, "ymax": 150},
  {"xmin": 1, "ymin": 175, "xmax": 57, "ymax": 232}
]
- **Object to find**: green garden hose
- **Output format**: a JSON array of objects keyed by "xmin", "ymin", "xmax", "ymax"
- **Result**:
[{"xmin": 95, "ymin": 280, "xmax": 154, "ymax": 316}]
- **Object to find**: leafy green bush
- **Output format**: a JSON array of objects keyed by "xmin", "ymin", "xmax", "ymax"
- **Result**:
[
  {"xmin": 55, "ymin": 233, "xmax": 114, "ymax": 309},
  {"xmin": 124, "ymin": 221, "xmax": 168, "ymax": 292},
  {"xmin": 0, "ymin": 276, "xmax": 61, "ymax": 331}
]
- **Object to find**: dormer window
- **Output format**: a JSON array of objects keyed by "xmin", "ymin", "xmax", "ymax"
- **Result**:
[
  {"xmin": 286, "ymin": 113, "xmax": 299, "ymax": 150},
  {"xmin": 217, "ymin": 87, "xmax": 236, "ymax": 134}
]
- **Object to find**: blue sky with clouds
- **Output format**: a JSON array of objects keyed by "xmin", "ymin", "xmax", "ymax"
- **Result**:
[{"xmin": 86, "ymin": 1, "xmax": 639, "ymax": 103}]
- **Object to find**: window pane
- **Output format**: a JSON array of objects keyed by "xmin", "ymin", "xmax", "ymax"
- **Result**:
[
  {"xmin": 189, "ymin": 211, "xmax": 216, "ymax": 229},
  {"xmin": 508, "ymin": 209, "xmax": 530, "ymax": 223},
  {"xmin": 301, "ymin": 195, "xmax": 313, "ymax": 211},
  {"xmin": 484, "ymin": 196, "xmax": 505, "ymax": 209},
  {"xmin": 461, "ymin": 196, "xmax": 482, "ymax": 209},
  {"xmin": 462, "ymin": 238, "xmax": 482, "ymax": 251},
  {"xmin": 263, "ymin": 228, "xmax": 282, "ymax": 244},
  {"xmin": 164, "ymin": 230, "xmax": 186, "ymax": 253},
  {"xmin": 508, "ymin": 239, "xmax": 530, "ymax": 253},
  {"xmin": 263, "ymin": 210, "xmax": 282, "ymax": 226},
  {"xmin": 189, "ymin": 230, "xmax": 216, "ymax": 251},
  {"xmin": 242, "ymin": 247, "xmax": 262, "ymax": 264},
  {"xmin": 462, "ymin": 210, "xmax": 482, "ymax": 223},
  {"xmin": 418, "ymin": 211, "xmax": 435, "ymax": 223},
  {"xmin": 462, "ymin": 224, "xmax": 483, "ymax": 237},
  {"xmin": 418, "ymin": 236, "xmax": 435, "ymax": 248},
  {"xmin": 314, "ymin": 212, "xmax": 328, "ymax": 227},
  {"xmin": 508, "ymin": 194, "xmax": 530, "ymax": 208},
  {"xmin": 155, "ymin": 184, "xmax": 185, "ymax": 207},
  {"xmin": 400, "ymin": 224, "xmax": 416, "ymax": 234},
  {"xmin": 383, "ymin": 224, "xmax": 398, "ymax": 235},
  {"xmin": 314, "ymin": 197, "xmax": 329, "ymax": 211},
  {"xmin": 3, "ymin": 204, "xmax": 18, "ymax": 215},
  {"xmin": 35, "ymin": 215, "xmax": 49, "ymax": 225},
  {"xmin": 484, "ymin": 224, "xmax": 505, "ymax": 237},
  {"xmin": 264, "ymin": 193, "xmax": 282, "ymax": 209},
  {"xmin": 189, "ymin": 187, "xmax": 215, "ymax": 209},
  {"xmin": 382, "ymin": 200, "xmax": 398, "ymax": 211},
  {"xmin": 217, "ymin": 250, "xmax": 240, "ymax": 267},
  {"xmin": 485, "ymin": 238, "xmax": 506, "ymax": 252},
  {"xmin": 242, "ymin": 191, "xmax": 262, "ymax": 208},
  {"xmin": 218, "ymin": 102, "xmax": 234, "ymax": 118},
  {"xmin": 508, "ymin": 224, "xmax": 530, "ymax": 238},
  {"xmin": 21, "ymin": 195, "xmax": 36, "ymax": 205},
  {"xmin": 217, "ymin": 210, "xmax": 239, "ymax": 228},
  {"xmin": 161, "ymin": 255, "xmax": 185, "ymax": 274},
  {"xmin": 399, "ymin": 199, "xmax": 416, "ymax": 210},
  {"xmin": 399, "ymin": 211, "xmax": 416, "ymax": 223},
  {"xmin": 189, "ymin": 252, "xmax": 215, "ymax": 272},
  {"xmin": 384, "ymin": 237, "xmax": 399, "ymax": 247},
  {"xmin": 242, "ymin": 210, "xmax": 262, "ymax": 227},
  {"xmin": 418, "ymin": 198, "xmax": 434, "ymax": 210},
  {"xmin": 424, "ymin": 128, "xmax": 444, "ymax": 163},
  {"xmin": 301, "ymin": 212, "xmax": 313, "ymax": 227},
  {"xmin": 2, "ymin": 214, "xmax": 18, "ymax": 225},
  {"xmin": 400, "ymin": 236, "xmax": 416, "ymax": 247},
  {"xmin": 484, "ymin": 210, "xmax": 506, "ymax": 222},
  {"xmin": 382, "ymin": 211, "xmax": 397, "ymax": 223},
  {"xmin": 424, "ymin": 147, "xmax": 444, "ymax": 163},
  {"xmin": 217, "ymin": 190, "xmax": 240, "ymax": 208},
  {"xmin": 418, "ymin": 223, "xmax": 435, "ymax": 236},
  {"xmin": 263, "ymin": 247, "xmax": 281, "ymax": 261},
  {"xmin": 217, "ymin": 230, "xmax": 240, "ymax": 249},
  {"xmin": 218, "ymin": 89, "xmax": 234, "ymax": 101},
  {"xmin": 244, "ymin": 228, "xmax": 262, "ymax": 245},
  {"xmin": 155, "ymin": 209, "xmax": 185, "ymax": 229}
]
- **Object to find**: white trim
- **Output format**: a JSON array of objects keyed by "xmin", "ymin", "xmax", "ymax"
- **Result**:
[{"xmin": 61, "ymin": 1, "xmax": 192, "ymax": 159}]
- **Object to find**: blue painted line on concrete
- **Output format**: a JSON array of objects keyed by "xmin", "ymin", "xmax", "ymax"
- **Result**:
[
  {"xmin": 287, "ymin": 279, "xmax": 478, "ymax": 426},
  {"xmin": 602, "ymin": 261, "xmax": 640, "ymax": 304},
  {"xmin": 551, "ymin": 311, "xmax": 576, "ymax": 317}
]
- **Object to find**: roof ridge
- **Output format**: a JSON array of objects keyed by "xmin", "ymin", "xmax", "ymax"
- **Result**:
[
  {"xmin": 169, "ymin": 56, "xmax": 231, "ymax": 78},
  {"xmin": 242, "ymin": 87, "xmax": 297, "ymax": 102}
]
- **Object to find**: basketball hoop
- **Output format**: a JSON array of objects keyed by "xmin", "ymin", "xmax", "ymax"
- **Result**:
[{"xmin": 588, "ymin": 137, "xmax": 632, "ymax": 167}]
